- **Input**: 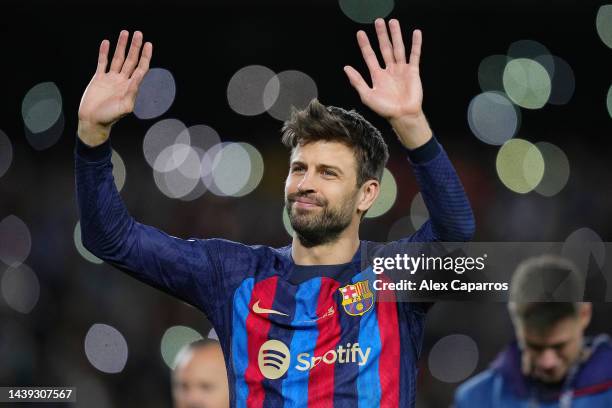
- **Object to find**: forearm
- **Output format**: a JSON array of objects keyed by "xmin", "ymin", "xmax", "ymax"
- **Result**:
[
  {"xmin": 74, "ymin": 136, "xmax": 136, "ymax": 262},
  {"xmin": 406, "ymin": 136, "xmax": 475, "ymax": 242},
  {"xmin": 74, "ymin": 136, "xmax": 218, "ymax": 310}
]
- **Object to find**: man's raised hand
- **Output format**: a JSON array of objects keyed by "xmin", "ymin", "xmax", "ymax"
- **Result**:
[
  {"xmin": 78, "ymin": 31, "xmax": 152, "ymax": 147},
  {"xmin": 344, "ymin": 19, "xmax": 432, "ymax": 149}
]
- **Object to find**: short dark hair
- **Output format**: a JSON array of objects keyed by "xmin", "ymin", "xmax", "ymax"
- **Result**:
[
  {"xmin": 281, "ymin": 98, "xmax": 389, "ymax": 187},
  {"xmin": 508, "ymin": 255, "xmax": 584, "ymax": 332}
]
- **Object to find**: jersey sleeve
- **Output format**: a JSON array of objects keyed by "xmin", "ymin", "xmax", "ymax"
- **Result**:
[
  {"xmin": 399, "ymin": 135, "xmax": 475, "ymax": 243},
  {"xmin": 74, "ymin": 136, "xmax": 243, "ymax": 317}
]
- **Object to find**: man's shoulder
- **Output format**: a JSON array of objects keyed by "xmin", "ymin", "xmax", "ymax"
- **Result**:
[
  {"xmin": 199, "ymin": 237, "xmax": 291, "ymax": 266},
  {"xmin": 455, "ymin": 368, "xmax": 500, "ymax": 404}
]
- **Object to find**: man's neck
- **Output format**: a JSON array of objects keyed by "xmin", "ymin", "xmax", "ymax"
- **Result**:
[{"xmin": 291, "ymin": 226, "xmax": 360, "ymax": 266}]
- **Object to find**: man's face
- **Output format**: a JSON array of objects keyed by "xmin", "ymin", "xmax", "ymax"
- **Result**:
[
  {"xmin": 517, "ymin": 306, "xmax": 590, "ymax": 384},
  {"xmin": 284, "ymin": 141, "xmax": 364, "ymax": 246},
  {"xmin": 172, "ymin": 345, "xmax": 229, "ymax": 408}
]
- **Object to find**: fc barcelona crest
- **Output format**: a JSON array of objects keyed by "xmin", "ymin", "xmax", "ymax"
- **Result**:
[{"xmin": 338, "ymin": 280, "xmax": 374, "ymax": 316}]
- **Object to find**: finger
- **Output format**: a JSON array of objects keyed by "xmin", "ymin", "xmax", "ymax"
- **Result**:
[
  {"xmin": 121, "ymin": 31, "xmax": 143, "ymax": 76},
  {"xmin": 374, "ymin": 18, "xmax": 395, "ymax": 67},
  {"xmin": 127, "ymin": 42, "xmax": 153, "ymax": 95},
  {"xmin": 343, "ymin": 65, "xmax": 370, "ymax": 99},
  {"xmin": 408, "ymin": 29, "xmax": 422, "ymax": 67},
  {"xmin": 357, "ymin": 30, "xmax": 381, "ymax": 74},
  {"xmin": 96, "ymin": 39, "xmax": 110, "ymax": 74},
  {"xmin": 389, "ymin": 19, "xmax": 406, "ymax": 64},
  {"xmin": 109, "ymin": 30, "xmax": 129, "ymax": 73}
]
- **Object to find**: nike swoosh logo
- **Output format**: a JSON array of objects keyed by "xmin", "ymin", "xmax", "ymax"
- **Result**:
[{"xmin": 252, "ymin": 300, "xmax": 289, "ymax": 316}]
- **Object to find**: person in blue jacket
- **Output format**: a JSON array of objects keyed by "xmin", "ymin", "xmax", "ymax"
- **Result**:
[{"xmin": 454, "ymin": 255, "xmax": 612, "ymax": 407}]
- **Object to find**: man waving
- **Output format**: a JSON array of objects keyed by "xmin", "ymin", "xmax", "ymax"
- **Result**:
[{"xmin": 75, "ymin": 18, "xmax": 474, "ymax": 407}]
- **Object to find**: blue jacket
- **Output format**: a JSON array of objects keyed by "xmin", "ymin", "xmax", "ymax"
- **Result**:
[{"xmin": 454, "ymin": 335, "xmax": 612, "ymax": 407}]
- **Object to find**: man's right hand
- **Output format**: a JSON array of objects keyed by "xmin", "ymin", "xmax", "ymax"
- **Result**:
[{"xmin": 78, "ymin": 31, "xmax": 153, "ymax": 147}]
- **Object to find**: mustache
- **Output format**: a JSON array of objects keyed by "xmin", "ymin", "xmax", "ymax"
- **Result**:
[{"xmin": 286, "ymin": 192, "xmax": 327, "ymax": 206}]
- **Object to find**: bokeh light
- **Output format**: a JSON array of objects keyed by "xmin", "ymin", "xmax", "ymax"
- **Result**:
[
  {"xmin": 545, "ymin": 56, "xmax": 575, "ymax": 105},
  {"xmin": 209, "ymin": 143, "xmax": 252, "ymax": 196},
  {"xmin": 534, "ymin": 142, "xmax": 570, "ymax": 197},
  {"xmin": 1, "ymin": 264, "xmax": 40, "ymax": 314},
  {"xmin": 428, "ymin": 334, "xmax": 479, "ymax": 383},
  {"xmin": 0, "ymin": 215, "xmax": 32, "ymax": 267},
  {"xmin": 503, "ymin": 58, "xmax": 551, "ymax": 109},
  {"xmin": 607, "ymin": 84, "xmax": 612, "ymax": 119},
  {"xmin": 170, "ymin": 125, "xmax": 221, "ymax": 201},
  {"xmin": 365, "ymin": 168, "xmax": 397, "ymax": 218},
  {"xmin": 177, "ymin": 146, "xmax": 208, "ymax": 202},
  {"xmin": 200, "ymin": 143, "xmax": 224, "ymax": 189},
  {"xmin": 282, "ymin": 205, "xmax": 294, "ymax": 237},
  {"xmin": 235, "ymin": 143, "xmax": 264, "ymax": 197},
  {"xmin": 468, "ymin": 91, "xmax": 520, "ymax": 145},
  {"xmin": 338, "ymin": 0, "xmax": 394, "ymax": 24},
  {"xmin": 204, "ymin": 142, "xmax": 265, "ymax": 198},
  {"xmin": 478, "ymin": 55, "xmax": 509, "ymax": 93},
  {"xmin": 134, "ymin": 68, "xmax": 176, "ymax": 120},
  {"xmin": 24, "ymin": 111, "xmax": 65, "ymax": 151},
  {"xmin": 227, "ymin": 65, "xmax": 278, "ymax": 116},
  {"xmin": 507, "ymin": 40, "xmax": 554, "ymax": 76},
  {"xmin": 596, "ymin": 5, "xmax": 612, "ymax": 49},
  {"xmin": 160, "ymin": 325, "xmax": 203, "ymax": 369},
  {"xmin": 153, "ymin": 144, "xmax": 201, "ymax": 199},
  {"xmin": 111, "ymin": 149, "xmax": 126, "ymax": 192},
  {"xmin": 84, "ymin": 323, "xmax": 129, "ymax": 374},
  {"xmin": 74, "ymin": 221, "xmax": 103, "ymax": 264},
  {"xmin": 496, "ymin": 138, "xmax": 545, "ymax": 194},
  {"xmin": 184, "ymin": 124, "xmax": 221, "ymax": 152},
  {"xmin": 0, "ymin": 130, "xmax": 13, "ymax": 179},
  {"xmin": 143, "ymin": 118, "xmax": 189, "ymax": 170},
  {"xmin": 264, "ymin": 70, "xmax": 318, "ymax": 121},
  {"xmin": 208, "ymin": 328, "xmax": 219, "ymax": 340},
  {"xmin": 410, "ymin": 192, "xmax": 429, "ymax": 230},
  {"xmin": 22, "ymin": 81, "xmax": 62, "ymax": 133}
]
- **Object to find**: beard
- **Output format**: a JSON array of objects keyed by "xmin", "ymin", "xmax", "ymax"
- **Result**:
[{"xmin": 286, "ymin": 191, "xmax": 357, "ymax": 248}]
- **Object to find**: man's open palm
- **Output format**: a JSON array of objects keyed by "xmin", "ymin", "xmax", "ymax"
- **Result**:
[
  {"xmin": 344, "ymin": 19, "xmax": 423, "ymax": 121},
  {"xmin": 78, "ymin": 31, "xmax": 152, "ymax": 128}
]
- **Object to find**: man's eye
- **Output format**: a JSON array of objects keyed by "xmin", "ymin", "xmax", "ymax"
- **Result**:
[
  {"xmin": 292, "ymin": 166, "xmax": 305, "ymax": 173},
  {"xmin": 322, "ymin": 169, "xmax": 337, "ymax": 177}
]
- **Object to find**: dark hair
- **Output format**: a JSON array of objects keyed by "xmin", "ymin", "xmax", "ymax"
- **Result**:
[
  {"xmin": 508, "ymin": 255, "xmax": 584, "ymax": 332},
  {"xmin": 281, "ymin": 98, "xmax": 389, "ymax": 186}
]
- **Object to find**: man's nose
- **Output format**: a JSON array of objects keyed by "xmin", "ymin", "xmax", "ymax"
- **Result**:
[
  {"xmin": 537, "ymin": 349, "xmax": 560, "ymax": 370},
  {"xmin": 297, "ymin": 170, "xmax": 315, "ymax": 192}
]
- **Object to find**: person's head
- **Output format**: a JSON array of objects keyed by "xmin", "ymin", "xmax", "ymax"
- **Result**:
[
  {"xmin": 172, "ymin": 339, "xmax": 229, "ymax": 408},
  {"xmin": 282, "ymin": 98, "xmax": 389, "ymax": 247},
  {"xmin": 508, "ymin": 255, "xmax": 591, "ymax": 384}
]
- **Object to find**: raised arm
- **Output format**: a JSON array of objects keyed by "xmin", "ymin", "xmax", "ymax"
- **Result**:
[
  {"xmin": 75, "ymin": 31, "xmax": 229, "ymax": 315},
  {"xmin": 345, "ymin": 19, "xmax": 474, "ymax": 241}
]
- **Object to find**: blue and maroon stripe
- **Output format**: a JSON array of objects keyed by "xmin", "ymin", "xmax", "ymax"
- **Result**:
[
  {"xmin": 307, "ymin": 277, "xmax": 342, "ymax": 407},
  {"xmin": 281, "ymin": 277, "xmax": 322, "ymax": 406},
  {"xmin": 262, "ymin": 280, "xmax": 298, "ymax": 407}
]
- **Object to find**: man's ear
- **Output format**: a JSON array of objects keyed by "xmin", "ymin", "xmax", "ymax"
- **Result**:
[
  {"xmin": 578, "ymin": 303, "xmax": 592, "ymax": 330},
  {"xmin": 357, "ymin": 179, "xmax": 380, "ymax": 213}
]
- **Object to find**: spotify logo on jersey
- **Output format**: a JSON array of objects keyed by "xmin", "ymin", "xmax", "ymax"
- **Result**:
[{"xmin": 258, "ymin": 340, "xmax": 291, "ymax": 379}]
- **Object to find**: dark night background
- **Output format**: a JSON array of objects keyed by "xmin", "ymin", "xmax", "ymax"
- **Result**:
[{"xmin": 0, "ymin": 0, "xmax": 611, "ymax": 406}]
